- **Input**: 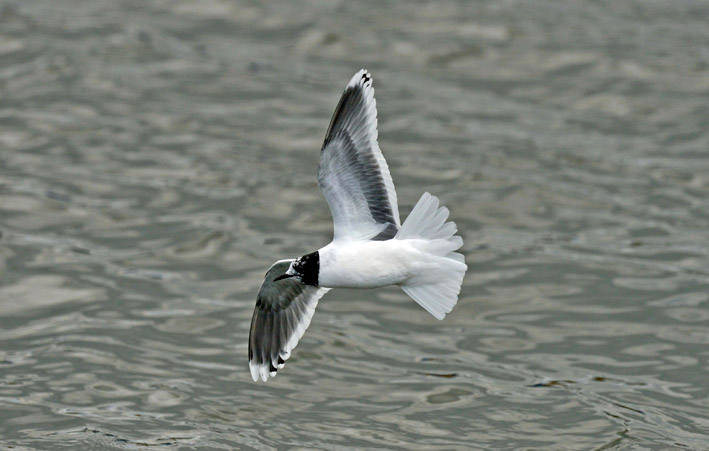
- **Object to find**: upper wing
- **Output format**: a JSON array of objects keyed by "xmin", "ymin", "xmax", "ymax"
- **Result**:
[
  {"xmin": 318, "ymin": 69, "xmax": 400, "ymax": 242},
  {"xmin": 248, "ymin": 260, "xmax": 331, "ymax": 382}
]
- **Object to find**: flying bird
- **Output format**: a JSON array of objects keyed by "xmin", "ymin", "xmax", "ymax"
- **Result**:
[{"xmin": 248, "ymin": 70, "xmax": 467, "ymax": 382}]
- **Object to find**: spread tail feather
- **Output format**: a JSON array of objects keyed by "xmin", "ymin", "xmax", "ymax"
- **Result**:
[{"xmin": 397, "ymin": 192, "xmax": 467, "ymax": 319}]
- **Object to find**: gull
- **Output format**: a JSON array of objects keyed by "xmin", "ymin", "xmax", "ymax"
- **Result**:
[{"xmin": 248, "ymin": 70, "xmax": 467, "ymax": 382}]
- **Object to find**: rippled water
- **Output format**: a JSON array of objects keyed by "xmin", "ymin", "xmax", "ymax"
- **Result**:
[{"xmin": 1, "ymin": 1, "xmax": 708, "ymax": 449}]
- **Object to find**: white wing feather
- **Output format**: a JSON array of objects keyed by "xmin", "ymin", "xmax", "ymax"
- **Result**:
[{"xmin": 318, "ymin": 70, "xmax": 400, "ymax": 242}]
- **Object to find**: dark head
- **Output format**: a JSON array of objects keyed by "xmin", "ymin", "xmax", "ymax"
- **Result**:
[{"xmin": 274, "ymin": 251, "xmax": 319, "ymax": 286}]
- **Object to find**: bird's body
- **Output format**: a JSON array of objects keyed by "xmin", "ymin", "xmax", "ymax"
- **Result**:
[
  {"xmin": 319, "ymin": 239, "xmax": 422, "ymax": 289},
  {"xmin": 319, "ymin": 237, "xmax": 464, "ymax": 289},
  {"xmin": 248, "ymin": 70, "xmax": 468, "ymax": 382}
]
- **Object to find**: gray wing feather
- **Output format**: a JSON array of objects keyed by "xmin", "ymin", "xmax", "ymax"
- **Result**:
[
  {"xmin": 318, "ymin": 70, "xmax": 400, "ymax": 242},
  {"xmin": 248, "ymin": 260, "xmax": 331, "ymax": 382}
]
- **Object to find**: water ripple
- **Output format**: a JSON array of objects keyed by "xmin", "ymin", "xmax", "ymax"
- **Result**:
[{"xmin": 1, "ymin": 0, "xmax": 708, "ymax": 449}]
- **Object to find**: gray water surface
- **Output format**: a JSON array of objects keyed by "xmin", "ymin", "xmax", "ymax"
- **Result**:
[{"xmin": 1, "ymin": 1, "xmax": 708, "ymax": 449}]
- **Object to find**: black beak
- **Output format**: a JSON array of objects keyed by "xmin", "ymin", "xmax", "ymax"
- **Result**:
[{"xmin": 274, "ymin": 273, "xmax": 295, "ymax": 282}]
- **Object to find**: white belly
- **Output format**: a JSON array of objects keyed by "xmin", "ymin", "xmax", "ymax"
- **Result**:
[{"xmin": 318, "ymin": 240, "xmax": 424, "ymax": 288}]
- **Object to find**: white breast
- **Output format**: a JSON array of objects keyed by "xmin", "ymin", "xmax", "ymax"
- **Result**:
[{"xmin": 318, "ymin": 240, "xmax": 423, "ymax": 289}]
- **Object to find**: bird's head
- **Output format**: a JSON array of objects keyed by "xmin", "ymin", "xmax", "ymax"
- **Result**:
[{"xmin": 274, "ymin": 251, "xmax": 319, "ymax": 286}]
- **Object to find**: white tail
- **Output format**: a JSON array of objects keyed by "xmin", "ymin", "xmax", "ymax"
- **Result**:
[{"xmin": 396, "ymin": 192, "xmax": 467, "ymax": 320}]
